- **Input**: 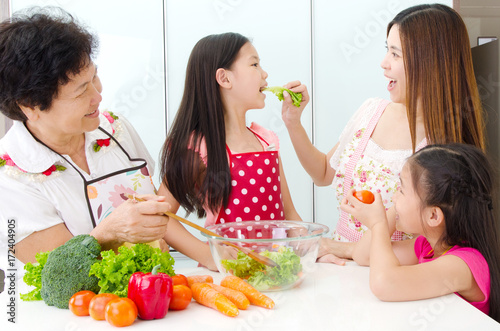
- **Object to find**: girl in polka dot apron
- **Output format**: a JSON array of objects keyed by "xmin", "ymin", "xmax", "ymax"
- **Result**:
[{"xmin": 158, "ymin": 33, "xmax": 303, "ymax": 246}]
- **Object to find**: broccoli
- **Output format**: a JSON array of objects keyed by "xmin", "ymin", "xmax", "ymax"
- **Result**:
[
  {"xmin": 263, "ymin": 86, "xmax": 303, "ymax": 107},
  {"xmin": 40, "ymin": 234, "xmax": 101, "ymax": 309}
]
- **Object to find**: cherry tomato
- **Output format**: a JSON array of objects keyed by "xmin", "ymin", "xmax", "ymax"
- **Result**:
[
  {"xmin": 354, "ymin": 190, "xmax": 375, "ymax": 204},
  {"xmin": 89, "ymin": 293, "xmax": 119, "ymax": 321},
  {"xmin": 168, "ymin": 285, "xmax": 192, "ymax": 310},
  {"xmin": 172, "ymin": 274, "xmax": 189, "ymax": 287},
  {"xmin": 68, "ymin": 290, "xmax": 96, "ymax": 316},
  {"xmin": 105, "ymin": 298, "xmax": 138, "ymax": 327}
]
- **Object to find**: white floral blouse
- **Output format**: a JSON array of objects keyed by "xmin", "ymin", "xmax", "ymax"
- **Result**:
[
  {"xmin": 329, "ymin": 98, "xmax": 424, "ymax": 242},
  {"xmin": 0, "ymin": 112, "xmax": 155, "ymax": 248}
]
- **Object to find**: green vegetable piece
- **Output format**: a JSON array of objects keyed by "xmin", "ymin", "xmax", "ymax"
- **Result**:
[
  {"xmin": 263, "ymin": 86, "xmax": 303, "ymax": 107},
  {"xmin": 40, "ymin": 234, "xmax": 101, "ymax": 309},
  {"xmin": 221, "ymin": 246, "xmax": 302, "ymax": 291},
  {"xmin": 89, "ymin": 243, "xmax": 175, "ymax": 298},
  {"xmin": 20, "ymin": 251, "xmax": 49, "ymax": 301}
]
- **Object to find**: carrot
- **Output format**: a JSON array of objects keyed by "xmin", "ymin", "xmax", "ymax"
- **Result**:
[
  {"xmin": 187, "ymin": 275, "xmax": 213, "ymax": 288},
  {"xmin": 191, "ymin": 283, "xmax": 239, "ymax": 317},
  {"xmin": 207, "ymin": 283, "xmax": 250, "ymax": 310},
  {"xmin": 220, "ymin": 275, "xmax": 275, "ymax": 309}
]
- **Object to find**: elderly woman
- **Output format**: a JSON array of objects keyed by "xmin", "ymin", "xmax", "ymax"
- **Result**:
[{"xmin": 0, "ymin": 9, "xmax": 216, "ymax": 269}]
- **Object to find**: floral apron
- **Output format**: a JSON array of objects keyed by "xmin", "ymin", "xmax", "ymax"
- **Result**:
[
  {"xmin": 215, "ymin": 129, "xmax": 285, "ymax": 229},
  {"xmin": 338, "ymin": 100, "xmax": 427, "ymax": 242},
  {"xmin": 56, "ymin": 127, "xmax": 155, "ymax": 227}
]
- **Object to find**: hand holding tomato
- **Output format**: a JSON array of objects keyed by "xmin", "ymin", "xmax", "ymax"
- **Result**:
[{"xmin": 340, "ymin": 189, "xmax": 387, "ymax": 229}]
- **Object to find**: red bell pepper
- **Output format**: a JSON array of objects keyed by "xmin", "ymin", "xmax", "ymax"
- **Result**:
[{"xmin": 127, "ymin": 264, "xmax": 173, "ymax": 320}]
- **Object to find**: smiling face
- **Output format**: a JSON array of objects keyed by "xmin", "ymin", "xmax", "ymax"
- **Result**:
[
  {"xmin": 392, "ymin": 164, "xmax": 426, "ymax": 235},
  {"xmin": 381, "ymin": 25, "xmax": 406, "ymax": 104},
  {"xmin": 225, "ymin": 42, "xmax": 268, "ymax": 111},
  {"xmin": 26, "ymin": 62, "xmax": 103, "ymax": 142}
]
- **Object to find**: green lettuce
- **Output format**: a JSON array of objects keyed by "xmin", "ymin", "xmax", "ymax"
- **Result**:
[
  {"xmin": 20, "ymin": 251, "xmax": 49, "ymax": 301},
  {"xmin": 263, "ymin": 86, "xmax": 303, "ymax": 107},
  {"xmin": 221, "ymin": 246, "xmax": 302, "ymax": 291},
  {"xmin": 89, "ymin": 244, "xmax": 175, "ymax": 297}
]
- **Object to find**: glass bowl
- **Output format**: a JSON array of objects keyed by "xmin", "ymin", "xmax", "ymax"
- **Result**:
[{"xmin": 202, "ymin": 221, "xmax": 329, "ymax": 291}]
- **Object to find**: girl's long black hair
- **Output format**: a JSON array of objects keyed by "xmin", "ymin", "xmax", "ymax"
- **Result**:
[
  {"xmin": 408, "ymin": 143, "xmax": 500, "ymax": 321},
  {"xmin": 160, "ymin": 33, "xmax": 249, "ymax": 217}
]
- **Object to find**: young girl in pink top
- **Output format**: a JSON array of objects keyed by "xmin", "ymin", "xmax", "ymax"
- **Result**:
[
  {"xmin": 346, "ymin": 143, "xmax": 499, "ymax": 321},
  {"xmin": 157, "ymin": 33, "xmax": 304, "ymax": 267}
]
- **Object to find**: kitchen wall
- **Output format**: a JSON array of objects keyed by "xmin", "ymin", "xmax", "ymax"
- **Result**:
[{"xmin": 3, "ymin": 0, "xmax": 456, "ymax": 239}]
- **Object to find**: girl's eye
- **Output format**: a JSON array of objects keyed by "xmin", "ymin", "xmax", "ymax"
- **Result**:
[{"xmin": 252, "ymin": 63, "xmax": 259, "ymax": 67}]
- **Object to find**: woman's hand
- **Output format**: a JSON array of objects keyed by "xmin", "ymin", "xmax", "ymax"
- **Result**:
[
  {"xmin": 281, "ymin": 81, "xmax": 310, "ymax": 129},
  {"xmin": 340, "ymin": 189, "xmax": 387, "ymax": 230},
  {"xmin": 91, "ymin": 194, "xmax": 171, "ymax": 250}
]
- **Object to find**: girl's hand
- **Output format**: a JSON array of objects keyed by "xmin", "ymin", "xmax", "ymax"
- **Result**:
[
  {"xmin": 281, "ymin": 81, "xmax": 310, "ymax": 129},
  {"xmin": 339, "ymin": 189, "xmax": 387, "ymax": 230}
]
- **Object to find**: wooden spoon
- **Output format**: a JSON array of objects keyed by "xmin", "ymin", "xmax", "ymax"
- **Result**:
[{"xmin": 127, "ymin": 195, "xmax": 278, "ymax": 268}]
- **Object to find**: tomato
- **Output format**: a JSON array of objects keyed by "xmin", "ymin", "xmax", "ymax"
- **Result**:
[
  {"xmin": 168, "ymin": 285, "xmax": 192, "ymax": 310},
  {"xmin": 354, "ymin": 190, "xmax": 375, "ymax": 204},
  {"xmin": 89, "ymin": 293, "xmax": 119, "ymax": 321},
  {"xmin": 172, "ymin": 274, "xmax": 189, "ymax": 287},
  {"xmin": 68, "ymin": 290, "xmax": 96, "ymax": 316},
  {"xmin": 105, "ymin": 298, "xmax": 138, "ymax": 327}
]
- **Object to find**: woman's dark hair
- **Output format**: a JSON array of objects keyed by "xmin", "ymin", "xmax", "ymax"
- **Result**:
[
  {"xmin": 0, "ymin": 7, "xmax": 98, "ymax": 121},
  {"xmin": 388, "ymin": 4, "xmax": 485, "ymax": 152},
  {"xmin": 408, "ymin": 143, "xmax": 500, "ymax": 321},
  {"xmin": 160, "ymin": 32, "xmax": 249, "ymax": 217}
]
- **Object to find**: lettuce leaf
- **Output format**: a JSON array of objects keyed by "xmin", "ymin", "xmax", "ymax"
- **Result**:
[
  {"xmin": 221, "ymin": 246, "xmax": 302, "ymax": 291},
  {"xmin": 263, "ymin": 86, "xmax": 303, "ymax": 107},
  {"xmin": 89, "ymin": 244, "xmax": 175, "ymax": 297},
  {"xmin": 20, "ymin": 251, "xmax": 49, "ymax": 301}
]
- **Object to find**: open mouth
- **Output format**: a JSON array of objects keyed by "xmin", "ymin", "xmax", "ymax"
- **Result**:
[
  {"xmin": 385, "ymin": 76, "xmax": 397, "ymax": 90},
  {"xmin": 85, "ymin": 109, "xmax": 98, "ymax": 116}
]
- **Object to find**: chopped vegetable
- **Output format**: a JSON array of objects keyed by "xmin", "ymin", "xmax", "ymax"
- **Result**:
[
  {"xmin": 220, "ymin": 275, "xmax": 274, "ymax": 309},
  {"xmin": 187, "ymin": 275, "xmax": 213, "ymax": 288},
  {"xmin": 20, "ymin": 251, "xmax": 49, "ymax": 301},
  {"xmin": 221, "ymin": 246, "xmax": 302, "ymax": 291},
  {"xmin": 207, "ymin": 283, "xmax": 250, "ymax": 310},
  {"xmin": 89, "ymin": 243, "xmax": 175, "ymax": 298},
  {"xmin": 263, "ymin": 86, "xmax": 303, "ymax": 107},
  {"xmin": 41, "ymin": 235, "xmax": 101, "ymax": 309},
  {"xmin": 191, "ymin": 283, "xmax": 239, "ymax": 317},
  {"xmin": 127, "ymin": 264, "xmax": 173, "ymax": 320}
]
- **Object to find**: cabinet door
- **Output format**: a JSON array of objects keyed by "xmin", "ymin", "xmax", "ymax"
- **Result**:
[
  {"xmin": 165, "ymin": 0, "xmax": 313, "ymax": 233},
  {"xmin": 313, "ymin": 0, "xmax": 453, "ymax": 233},
  {"xmin": 11, "ymin": 0, "xmax": 166, "ymax": 186}
]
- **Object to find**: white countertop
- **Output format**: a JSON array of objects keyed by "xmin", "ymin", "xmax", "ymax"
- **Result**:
[{"xmin": 3, "ymin": 261, "xmax": 499, "ymax": 331}]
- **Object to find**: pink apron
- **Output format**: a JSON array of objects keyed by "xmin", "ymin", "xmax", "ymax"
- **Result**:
[
  {"xmin": 337, "ymin": 100, "xmax": 427, "ymax": 242},
  {"xmin": 57, "ymin": 127, "xmax": 155, "ymax": 227},
  {"xmin": 215, "ymin": 129, "xmax": 285, "ymax": 226}
]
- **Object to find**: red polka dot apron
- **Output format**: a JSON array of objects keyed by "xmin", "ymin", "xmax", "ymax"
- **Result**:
[{"xmin": 215, "ymin": 130, "xmax": 285, "ymax": 225}]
